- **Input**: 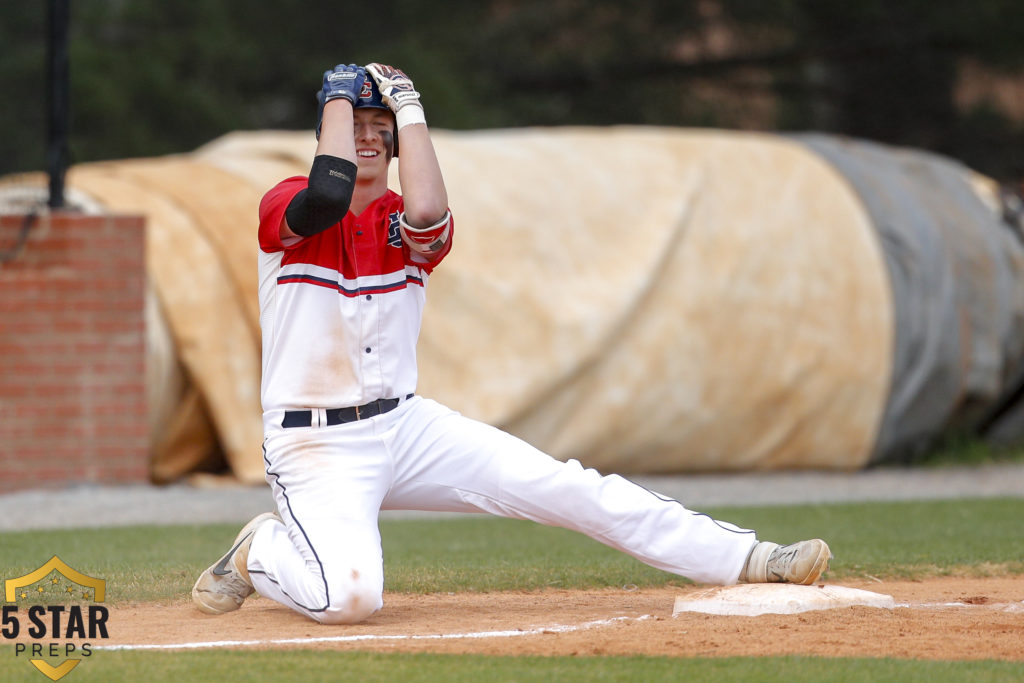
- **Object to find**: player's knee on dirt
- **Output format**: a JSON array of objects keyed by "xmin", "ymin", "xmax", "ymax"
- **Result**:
[
  {"xmin": 315, "ymin": 586, "xmax": 382, "ymax": 624},
  {"xmin": 313, "ymin": 567, "xmax": 383, "ymax": 625}
]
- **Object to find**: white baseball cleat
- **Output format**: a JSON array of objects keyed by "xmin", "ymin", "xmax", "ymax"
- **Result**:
[
  {"xmin": 192, "ymin": 512, "xmax": 281, "ymax": 615},
  {"xmin": 741, "ymin": 539, "xmax": 832, "ymax": 585}
]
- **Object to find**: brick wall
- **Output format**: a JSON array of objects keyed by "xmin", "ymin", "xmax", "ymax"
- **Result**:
[{"xmin": 0, "ymin": 212, "xmax": 147, "ymax": 492}]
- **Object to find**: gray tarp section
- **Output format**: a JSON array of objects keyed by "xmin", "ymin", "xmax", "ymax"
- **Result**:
[{"xmin": 796, "ymin": 134, "xmax": 1024, "ymax": 462}]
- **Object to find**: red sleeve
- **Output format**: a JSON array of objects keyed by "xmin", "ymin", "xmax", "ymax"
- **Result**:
[{"xmin": 258, "ymin": 176, "xmax": 308, "ymax": 253}]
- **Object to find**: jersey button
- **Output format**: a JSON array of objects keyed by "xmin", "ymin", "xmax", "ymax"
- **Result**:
[
  {"xmin": 365, "ymin": 347, "xmax": 372, "ymax": 353},
  {"xmin": 356, "ymin": 230, "xmax": 363, "ymax": 236},
  {"xmin": 365, "ymin": 294, "xmax": 372, "ymax": 301}
]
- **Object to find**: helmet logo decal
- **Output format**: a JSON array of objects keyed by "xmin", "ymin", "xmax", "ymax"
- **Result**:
[{"xmin": 360, "ymin": 79, "xmax": 373, "ymax": 99}]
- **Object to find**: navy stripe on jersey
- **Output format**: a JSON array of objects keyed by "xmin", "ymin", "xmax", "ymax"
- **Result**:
[{"xmin": 277, "ymin": 272, "xmax": 425, "ymax": 297}]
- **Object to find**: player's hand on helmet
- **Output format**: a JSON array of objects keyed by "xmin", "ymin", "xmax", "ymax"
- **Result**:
[
  {"xmin": 365, "ymin": 63, "xmax": 421, "ymax": 112},
  {"xmin": 365, "ymin": 63, "xmax": 426, "ymax": 131},
  {"xmin": 322, "ymin": 63, "xmax": 366, "ymax": 105},
  {"xmin": 316, "ymin": 63, "xmax": 364, "ymax": 139}
]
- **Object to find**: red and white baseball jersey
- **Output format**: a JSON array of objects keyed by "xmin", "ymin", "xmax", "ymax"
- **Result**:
[{"xmin": 257, "ymin": 177, "xmax": 453, "ymax": 421}]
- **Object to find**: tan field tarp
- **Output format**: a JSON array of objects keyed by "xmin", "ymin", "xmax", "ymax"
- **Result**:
[
  {"xmin": 4, "ymin": 127, "xmax": 904, "ymax": 478},
  {"xmin": 414, "ymin": 128, "xmax": 893, "ymax": 472}
]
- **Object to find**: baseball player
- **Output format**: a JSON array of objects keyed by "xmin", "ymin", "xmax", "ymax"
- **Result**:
[{"xmin": 192, "ymin": 63, "xmax": 832, "ymax": 624}]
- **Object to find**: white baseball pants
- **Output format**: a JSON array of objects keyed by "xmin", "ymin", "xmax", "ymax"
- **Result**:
[{"xmin": 248, "ymin": 396, "xmax": 757, "ymax": 624}]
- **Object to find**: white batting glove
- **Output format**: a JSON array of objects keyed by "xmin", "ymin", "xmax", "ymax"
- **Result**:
[{"xmin": 365, "ymin": 63, "xmax": 427, "ymax": 130}]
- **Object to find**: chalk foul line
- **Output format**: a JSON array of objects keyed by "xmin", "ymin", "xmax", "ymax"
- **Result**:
[{"xmin": 93, "ymin": 614, "xmax": 655, "ymax": 652}]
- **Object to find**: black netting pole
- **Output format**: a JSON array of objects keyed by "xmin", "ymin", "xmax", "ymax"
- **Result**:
[{"xmin": 47, "ymin": 0, "xmax": 70, "ymax": 209}]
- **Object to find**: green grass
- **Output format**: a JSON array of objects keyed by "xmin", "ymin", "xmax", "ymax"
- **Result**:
[
  {"xmin": 2, "ymin": 499, "xmax": 1022, "ymax": 680},
  {"xmin": 716, "ymin": 498, "xmax": 1024, "ymax": 580},
  {"xmin": 0, "ymin": 649, "xmax": 1022, "ymax": 682},
  {"xmin": 3, "ymin": 498, "xmax": 1023, "ymax": 603},
  {"xmin": 895, "ymin": 436, "xmax": 1024, "ymax": 467}
]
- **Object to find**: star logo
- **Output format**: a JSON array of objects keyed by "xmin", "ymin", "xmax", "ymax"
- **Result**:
[{"xmin": 4, "ymin": 557, "xmax": 109, "ymax": 680}]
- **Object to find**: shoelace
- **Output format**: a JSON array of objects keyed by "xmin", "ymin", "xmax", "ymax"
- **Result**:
[
  {"xmin": 209, "ymin": 568, "xmax": 254, "ymax": 599},
  {"xmin": 766, "ymin": 546, "xmax": 800, "ymax": 580}
]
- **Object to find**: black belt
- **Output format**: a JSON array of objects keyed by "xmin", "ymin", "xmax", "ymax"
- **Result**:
[{"xmin": 282, "ymin": 394, "xmax": 413, "ymax": 428}]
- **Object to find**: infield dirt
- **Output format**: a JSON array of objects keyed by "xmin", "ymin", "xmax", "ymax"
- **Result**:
[{"xmin": 90, "ymin": 576, "xmax": 1024, "ymax": 660}]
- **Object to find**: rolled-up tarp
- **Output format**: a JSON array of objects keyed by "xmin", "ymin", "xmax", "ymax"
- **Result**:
[{"xmin": 1, "ymin": 126, "xmax": 1021, "ymax": 479}]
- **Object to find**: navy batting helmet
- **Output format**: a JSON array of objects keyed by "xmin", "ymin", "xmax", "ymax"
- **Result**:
[{"xmin": 355, "ymin": 74, "xmax": 399, "ymax": 158}]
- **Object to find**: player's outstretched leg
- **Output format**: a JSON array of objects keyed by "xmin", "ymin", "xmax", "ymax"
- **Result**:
[
  {"xmin": 739, "ymin": 539, "xmax": 832, "ymax": 585},
  {"xmin": 192, "ymin": 512, "xmax": 281, "ymax": 614}
]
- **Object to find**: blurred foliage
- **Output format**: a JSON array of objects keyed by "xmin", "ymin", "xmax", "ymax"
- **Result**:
[{"xmin": 2, "ymin": 0, "xmax": 1024, "ymax": 179}]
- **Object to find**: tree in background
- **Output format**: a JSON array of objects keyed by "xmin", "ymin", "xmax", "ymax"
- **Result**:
[{"xmin": 2, "ymin": 0, "xmax": 1023, "ymax": 180}]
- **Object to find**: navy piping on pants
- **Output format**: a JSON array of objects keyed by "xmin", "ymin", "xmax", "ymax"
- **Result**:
[{"xmin": 248, "ymin": 442, "xmax": 331, "ymax": 613}]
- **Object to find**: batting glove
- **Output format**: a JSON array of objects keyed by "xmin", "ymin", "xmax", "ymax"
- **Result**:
[
  {"xmin": 316, "ymin": 64, "xmax": 365, "ymax": 139},
  {"xmin": 365, "ymin": 63, "xmax": 426, "ymax": 130},
  {"xmin": 323, "ymin": 63, "xmax": 366, "ymax": 105}
]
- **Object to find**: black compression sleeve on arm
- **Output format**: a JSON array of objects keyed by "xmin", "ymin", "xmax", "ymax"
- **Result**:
[{"xmin": 285, "ymin": 155, "xmax": 358, "ymax": 237}]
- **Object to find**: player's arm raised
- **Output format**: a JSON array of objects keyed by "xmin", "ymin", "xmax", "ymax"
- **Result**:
[
  {"xmin": 366, "ymin": 63, "xmax": 450, "ymax": 258},
  {"xmin": 281, "ymin": 64, "xmax": 363, "ymax": 241}
]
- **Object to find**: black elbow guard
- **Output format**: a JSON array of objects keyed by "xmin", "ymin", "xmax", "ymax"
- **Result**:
[{"xmin": 285, "ymin": 155, "xmax": 358, "ymax": 237}]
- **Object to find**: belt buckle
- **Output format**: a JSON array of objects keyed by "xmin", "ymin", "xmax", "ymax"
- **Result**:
[{"xmin": 354, "ymin": 404, "xmax": 361, "ymax": 420}]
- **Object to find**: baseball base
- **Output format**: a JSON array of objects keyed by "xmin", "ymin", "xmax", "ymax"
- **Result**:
[{"xmin": 672, "ymin": 584, "xmax": 894, "ymax": 617}]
